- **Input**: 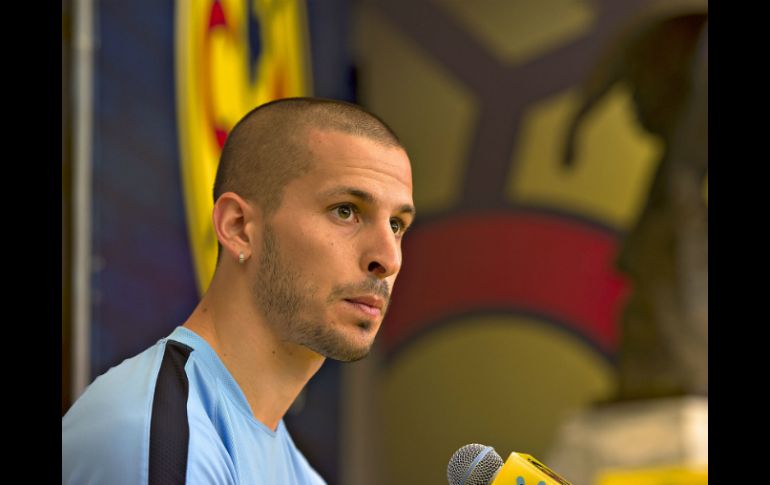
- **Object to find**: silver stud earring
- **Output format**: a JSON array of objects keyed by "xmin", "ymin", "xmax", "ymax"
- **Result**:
[{"xmin": 239, "ymin": 252, "xmax": 245, "ymax": 265}]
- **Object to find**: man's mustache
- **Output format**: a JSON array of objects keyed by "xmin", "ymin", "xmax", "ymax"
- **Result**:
[{"xmin": 327, "ymin": 277, "xmax": 391, "ymax": 310}]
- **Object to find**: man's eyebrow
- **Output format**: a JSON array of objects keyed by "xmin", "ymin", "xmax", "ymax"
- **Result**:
[
  {"xmin": 397, "ymin": 204, "xmax": 417, "ymax": 218},
  {"xmin": 323, "ymin": 187, "xmax": 375, "ymax": 204},
  {"xmin": 322, "ymin": 186, "xmax": 416, "ymax": 217}
]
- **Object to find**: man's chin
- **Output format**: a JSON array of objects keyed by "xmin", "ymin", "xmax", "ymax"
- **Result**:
[
  {"xmin": 312, "ymin": 339, "xmax": 373, "ymax": 362},
  {"xmin": 336, "ymin": 348, "xmax": 371, "ymax": 363},
  {"xmin": 298, "ymin": 319, "xmax": 378, "ymax": 361}
]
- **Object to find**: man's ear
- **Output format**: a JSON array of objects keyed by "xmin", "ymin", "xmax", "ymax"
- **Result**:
[{"xmin": 212, "ymin": 192, "xmax": 262, "ymax": 262}]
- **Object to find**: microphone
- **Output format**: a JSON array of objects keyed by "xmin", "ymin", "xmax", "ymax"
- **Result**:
[{"xmin": 447, "ymin": 443, "xmax": 572, "ymax": 485}]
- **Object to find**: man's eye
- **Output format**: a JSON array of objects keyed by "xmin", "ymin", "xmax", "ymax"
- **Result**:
[
  {"xmin": 335, "ymin": 205, "xmax": 354, "ymax": 220},
  {"xmin": 390, "ymin": 218, "xmax": 404, "ymax": 234}
]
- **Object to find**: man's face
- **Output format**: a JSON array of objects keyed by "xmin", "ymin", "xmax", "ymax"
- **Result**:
[{"xmin": 252, "ymin": 129, "xmax": 414, "ymax": 362}]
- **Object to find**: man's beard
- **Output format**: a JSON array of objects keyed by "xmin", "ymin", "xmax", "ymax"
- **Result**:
[{"xmin": 254, "ymin": 224, "xmax": 390, "ymax": 362}]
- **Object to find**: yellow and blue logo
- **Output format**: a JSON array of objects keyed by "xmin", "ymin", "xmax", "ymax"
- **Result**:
[{"xmin": 175, "ymin": 0, "xmax": 312, "ymax": 293}]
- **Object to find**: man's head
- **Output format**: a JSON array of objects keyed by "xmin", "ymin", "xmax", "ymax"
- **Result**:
[
  {"xmin": 211, "ymin": 97, "xmax": 415, "ymax": 361},
  {"xmin": 213, "ymin": 97, "xmax": 404, "ymax": 256}
]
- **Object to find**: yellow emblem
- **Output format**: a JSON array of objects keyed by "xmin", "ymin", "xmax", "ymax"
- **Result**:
[{"xmin": 175, "ymin": 0, "xmax": 312, "ymax": 294}]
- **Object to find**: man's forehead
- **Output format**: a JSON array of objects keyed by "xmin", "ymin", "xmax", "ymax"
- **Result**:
[
  {"xmin": 306, "ymin": 127, "xmax": 404, "ymax": 157},
  {"xmin": 304, "ymin": 129, "xmax": 412, "ymax": 183}
]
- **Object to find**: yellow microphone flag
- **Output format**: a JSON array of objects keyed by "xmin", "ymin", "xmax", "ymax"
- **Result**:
[{"xmin": 492, "ymin": 452, "xmax": 572, "ymax": 485}]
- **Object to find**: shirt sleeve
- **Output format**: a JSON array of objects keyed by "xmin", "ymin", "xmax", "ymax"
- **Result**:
[{"xmin": 62, "ymin": 349, "xmax": 163, "ymax": 485}]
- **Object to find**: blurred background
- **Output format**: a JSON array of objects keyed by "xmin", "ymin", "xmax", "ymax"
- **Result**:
[{"xmin": 62, "ymin": 0, "xmax": 707, "ymax": 483}]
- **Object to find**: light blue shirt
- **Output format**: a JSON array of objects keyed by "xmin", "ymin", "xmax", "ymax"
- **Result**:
[{"xmin": 63, "ymin": 326, "xmax": 326, "ymax": 484}]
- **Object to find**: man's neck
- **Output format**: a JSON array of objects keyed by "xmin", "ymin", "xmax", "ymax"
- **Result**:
[{"xmin": 182, "ymin": 269, "xmax": 325, "ymax": 432}]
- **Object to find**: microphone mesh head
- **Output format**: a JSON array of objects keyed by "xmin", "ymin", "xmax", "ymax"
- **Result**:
[{"xmin": 447, "ymin": 443, "xmax": 504, "ymax": 485}]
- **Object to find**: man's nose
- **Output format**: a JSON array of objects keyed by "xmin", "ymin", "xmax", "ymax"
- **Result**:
[{"xmin": 361, "ymin": 221, "xmax": 402, "ymax": 279}]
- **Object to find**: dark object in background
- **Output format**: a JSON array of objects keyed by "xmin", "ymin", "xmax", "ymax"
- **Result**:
[{"xmin": 563, "ymin": 11, "xmax": 708, "ymax": 400}]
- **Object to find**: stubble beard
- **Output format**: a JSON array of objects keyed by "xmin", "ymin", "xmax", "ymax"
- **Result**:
[{"xmin": 254, "ymin": 224, "xmax": 388, "ymax": 362}]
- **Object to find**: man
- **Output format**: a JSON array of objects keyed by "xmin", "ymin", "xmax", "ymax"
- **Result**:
[{"xmin": 62, "ymin": 97, "xmax": 415, "ymax": 484}]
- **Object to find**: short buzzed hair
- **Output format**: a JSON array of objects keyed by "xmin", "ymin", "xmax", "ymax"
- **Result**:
[{"xmin": 213, "ymin": 97, "xmax": 404, "ymax": 263}]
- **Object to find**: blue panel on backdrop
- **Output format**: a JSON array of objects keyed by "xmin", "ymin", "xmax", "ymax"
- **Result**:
[
  {"xmin": 91, "ymin": 1, "xmax": 355, "ymax": 483},
  {"xmin": 91, "ymin": 1, "xmax": 198, "ymax": 377},
  {"xmin": 306, "ymin": 0, "xmax": 357, "ymax": 102}
]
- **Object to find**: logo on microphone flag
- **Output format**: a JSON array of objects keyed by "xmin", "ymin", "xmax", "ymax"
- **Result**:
[{"xmin": 175, "ymin": 0, "xmax": 312, "ymax": 294}]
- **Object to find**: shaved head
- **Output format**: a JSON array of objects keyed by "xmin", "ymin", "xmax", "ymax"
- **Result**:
[{"xmin": 213, "ymin": 97, "xmax": 404, "ymax": 263}]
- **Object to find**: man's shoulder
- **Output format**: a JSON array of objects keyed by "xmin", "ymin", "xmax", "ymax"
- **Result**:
[
  {"xmin": 62, "ymin": 334, "xmax": 235, "ymax": 484},
  {"xmin": 64, "ymin": 338, "xmax": 169, "ymax": 420},
  {"xmin": 62, "ymin": 338, "xmax": 171, "ymax": 484}
]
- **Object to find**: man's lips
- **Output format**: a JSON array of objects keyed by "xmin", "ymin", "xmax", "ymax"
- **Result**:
[{"xmin": 344, "ymin": 295, "xmax": 385, "ymax": 317}]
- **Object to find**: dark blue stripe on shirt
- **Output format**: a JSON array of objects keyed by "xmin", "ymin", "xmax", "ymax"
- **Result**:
[{"xmin": 149, "ymin": 340, "xmax": 194, "ymax": 485}]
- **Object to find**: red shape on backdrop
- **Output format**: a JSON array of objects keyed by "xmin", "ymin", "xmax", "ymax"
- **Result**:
[
  {"xmin": 382, "ymin": 212, "xmax": 630, "ymax": 356},
  {"xmin": 203, "ymin": 0, "xmax": 232, "ymax": 151},
  {"xmin": 208, "ymin": 0, "xmax": 227, "ymax": 29},
  {"xmin": 215, "ymin": 127, "xmax": 228, "ymax": 149}
]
